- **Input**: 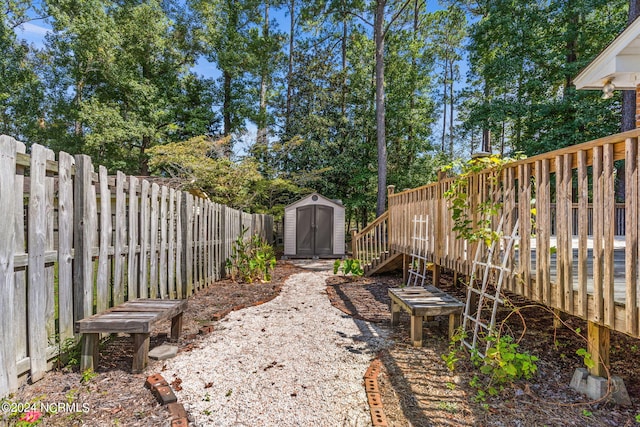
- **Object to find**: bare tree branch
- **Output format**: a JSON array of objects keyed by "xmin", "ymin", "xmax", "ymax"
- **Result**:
[
  {"xmin": 384, "ymin": 0, "xmax": 414, "ymax": 38},
  {"xmin": 346, "ymin": 10, "xmax": 373, "ymax": 27}
]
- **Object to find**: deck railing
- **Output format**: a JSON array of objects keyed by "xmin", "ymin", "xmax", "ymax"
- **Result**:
[
  {"xmin": 388, "ymin": 128, "xmax": 640, "ymax": 341},
  {"xmin": 0, "ymin": 136, "xmax": 273, "ymax": 397},
  {"xmin": 352, "ymin": 211, "xmax": 390, "ymax": 268}
]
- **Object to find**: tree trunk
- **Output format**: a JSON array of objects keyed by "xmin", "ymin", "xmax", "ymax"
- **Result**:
[
  {"xmin": 223, "ymin": 70, "xmax": 232, "ymax": 138},
  {"xmin": 622, "ymin": 0, "xmax": 640, "ymax": 132},
  {"xmin": 375, "ymin": 0, "xmax": 387, "ymax": 217},
  {"xmin": 482, "ymin": 82, "xmax": 491, "ymax": 153},
  {"xmin": 407, "ymin": 0, "xmax": 419, "ymax": 148},
  {"xmin": 285, "ymin": 0, "xmax": 295, "ymax": 134},
  {"xmin": 449, "ymin": 58, "xmax": 454, "ymax": 156},
  {"xmin": 140, "ymin": 135, "xmax": 150, "ymax": 175},
  {"xmin": 441, "ymin": 63, "xmax": 447, "ymax": 152},
  {"xmin": 256, "ymin": 0, "xmax": 270, "ymax": 169},
  {"xmin": 341, "ymin": 6, "xmax": 347, "ymax": 117}
]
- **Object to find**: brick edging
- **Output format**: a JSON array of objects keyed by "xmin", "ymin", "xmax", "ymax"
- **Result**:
[
  {"xmin": 364, "ymin": 358, "xmax": 388, "ymax": 426},
  {"xmin": 145, "ymin": 373, "xmax": 190, "ymax": 426}
]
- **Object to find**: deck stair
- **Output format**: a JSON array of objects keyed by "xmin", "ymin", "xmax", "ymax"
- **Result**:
[{"xmin": 352, "ymin": 211, "xmax": 403, "ymax": 276}]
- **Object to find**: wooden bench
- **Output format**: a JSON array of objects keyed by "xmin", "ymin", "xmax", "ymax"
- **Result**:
[
  {"xmin": 75, "ymin": 298, "xmax": 187, "ymax": 373},
  {"xmin": 388, "ymin": 286, "xmax": 465, "ymax": 347}
]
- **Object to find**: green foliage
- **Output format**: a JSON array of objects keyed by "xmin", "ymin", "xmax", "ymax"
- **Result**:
[
  {"xmin": 36, "ymin": 0, "xmax": 217, "ymax": 173},
  {"xmin": 462, "ymin": 0, "xmax": 627, "ymax": 156},
  {"xmin": 442, "ymin": 327, "xmax": 466, "ymax": 372},
  {"xmin": 333, "ymin": 259, "xmax": 364, "ymax": 277},
  {"xmin": 576, "ymin": 348, "xmax": 595, "ymax": 370},
  {"xmin": 148, "ymin": 135, "xmax": 305, "ymax": 215},
  {"xmin": 634, "ymin": 414, "xmax": 640, "ymax": 423},
  {"xmin": 80, "ymin": 368, "xmax": 97, "ymax": 383},
  {"xmin": 480, "ymin": 334, "xmax": 538, "ymax": 384},
  {"xmin": 582, "ymin": 409, "xmax": 593, "ymax": 417},
  {"xmin": 55, "ymin": 337, "xmax": 80, "ymax": 369},
  {"xmin": 443, "ymin": 154, "xmax": 524, "ymax": 245},
  {"xmin": 225, "ymin": 228, "xmax": 276, "ymax": 283},
  {"xmin": 444, "ymin": 330, "xmax": 538, "ymax": 403},
  {"xmin": 0, "ymin": 395, "xmax": 45, "ymax": 426}
]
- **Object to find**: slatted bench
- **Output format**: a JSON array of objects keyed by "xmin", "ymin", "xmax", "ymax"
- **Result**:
[
  {"xmin": 388, "ymin": 286, "xmax": 465, "ymax": 347},
  {"xmin": 75, "ymin": 298, "xmax": 187, "ymax": 373}
]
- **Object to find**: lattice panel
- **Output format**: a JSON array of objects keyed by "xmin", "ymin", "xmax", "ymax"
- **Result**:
[{"xmin": 461, "ymin": 217, "xmax": 520, "ymax": 357}]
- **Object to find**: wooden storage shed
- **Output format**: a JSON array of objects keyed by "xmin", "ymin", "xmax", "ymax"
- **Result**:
[{"xmin": 284, "ymin": 193, "xmax": 345, "ymax": 258}]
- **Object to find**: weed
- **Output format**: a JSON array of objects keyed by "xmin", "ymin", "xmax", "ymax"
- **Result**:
[
  {"xmin": 576, "ymin": 348, "xmax": 595, "ymax": 370},
  {"xmin": 54, "ymin": 337, "xmax": 80, "ymax": 369},
  {"xmin": 437, "ymin": 401, "xmax": 458, "ymax": 413},
  {"xmin": 442, "ymin": 327, "xmax": 466, "ymax": 372},
  {"xmin": 65, "ymin": 389, "xmax": 78, "ymax": 404},
  {"xmin": 582, "ymin": 409, "xmax": 593, "ymax": 417},
  {"xmin": 333, "ymin": 259, "xmax": 364, "ymax": 276},
  {"xmin": 80, "ymin": 369, "xmax": 97, "ymax": 383}
]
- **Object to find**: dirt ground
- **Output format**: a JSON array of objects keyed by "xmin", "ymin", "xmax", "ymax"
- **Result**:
[
  {"xmin": 326, "ymin": 271, "xmax": 640, "ymax": 427},
  {"xmin": 3, "ymin": 260, "xmax": 640, "ymax": 426}
]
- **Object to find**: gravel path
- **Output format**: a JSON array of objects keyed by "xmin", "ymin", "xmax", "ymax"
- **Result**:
[{"xmin": 162, "ymin": 263, "xmax": 391, "ymax": 426}]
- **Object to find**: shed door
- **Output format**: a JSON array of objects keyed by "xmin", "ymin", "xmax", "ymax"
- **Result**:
[{"xmin": 296, "ymin": 205, "xmax": 333, "ymax": 256}]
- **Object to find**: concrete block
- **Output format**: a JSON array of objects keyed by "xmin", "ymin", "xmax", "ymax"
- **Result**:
[
  {"xmin": 569, "ymin": 367, "xmax": 589, "ymax": 391},
  {"xmin": 609, "ymin": 376, "xmax": 632, "ymax": 406},
  {"xmin": 569, "ymin": 368, "xmax": 632, "ymax": 406},
  {"xmin": 149, "ymin": 344, "xmax": 179, "ymax": 361}
]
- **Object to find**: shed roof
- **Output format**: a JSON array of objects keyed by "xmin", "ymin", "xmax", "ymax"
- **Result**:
[
  {"xmin": 285, "ymin": 192, "xmax": 344, "ymax": 210},
  {"xmin": 574, "ymin": 16, "xmax": 640, "ymax": 90}
]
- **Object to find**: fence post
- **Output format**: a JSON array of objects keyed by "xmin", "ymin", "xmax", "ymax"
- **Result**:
[
  {"xmin": 0, "ymin": 136, "xmax": 19, "ymax": 394},
  {"xmin": 73, "ymin": 155, "xmax": 95, "ymax": 324},
  {"xmin": 432, "ymin": 171, "xmax": 445, "ymax": 286},
  {"xmin": 220, "ymin": 205, "xmax": 227, "ymax": 277},
  {"xmin": 387, "ymin": 185, "xmax": 395, "ymax": 253},
  {"xmin": 180, "ymin": 193, "xmax": 193, "ymax": 298}
]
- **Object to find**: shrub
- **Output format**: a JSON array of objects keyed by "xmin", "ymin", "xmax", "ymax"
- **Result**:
[{"xmin": 226, "ymin": 228, "xmax": 276, "ymax": 283}]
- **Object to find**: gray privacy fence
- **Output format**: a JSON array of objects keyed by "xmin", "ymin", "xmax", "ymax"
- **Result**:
[{"xmin": 0, "ymin": 136, "xmax": 273, "ymax": 397}]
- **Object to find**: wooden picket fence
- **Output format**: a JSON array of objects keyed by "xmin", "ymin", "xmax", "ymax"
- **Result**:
[
  {"xmin": 0, "ymin": 136, "xmax": 273, "ymax": 397},
  {"xmin": 383, "ymin": 128, "xmax": 640, "ymax": 342}
]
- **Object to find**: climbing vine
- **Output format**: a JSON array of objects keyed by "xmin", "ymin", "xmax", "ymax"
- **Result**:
[{"xmin": 442, "ymin": 153, "xmax": 524, "ymax": 246}]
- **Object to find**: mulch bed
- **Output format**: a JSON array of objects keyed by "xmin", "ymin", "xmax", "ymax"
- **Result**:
[{"xmin": 327, "ymin": 270, "xmax": 640, "ymax": 426}]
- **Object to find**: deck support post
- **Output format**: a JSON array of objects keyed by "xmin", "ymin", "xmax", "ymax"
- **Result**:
[{"xmin": 587, "ymin": 320, "xmax": 610, "ymax": 377}]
